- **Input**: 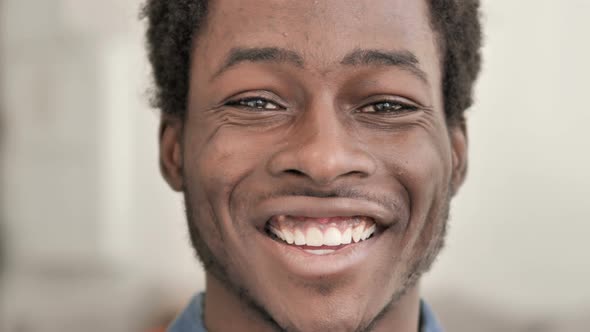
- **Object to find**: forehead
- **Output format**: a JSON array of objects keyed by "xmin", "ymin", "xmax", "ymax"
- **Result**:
[{"xmin": 196, "ymin": 0, "xmax": 439, "ymax": 74}]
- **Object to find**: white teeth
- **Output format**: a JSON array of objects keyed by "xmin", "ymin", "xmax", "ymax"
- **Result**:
[
  {"xmin": 352, "ymin": 223, "xmax": 364, "ymax": 243},
  {"xmin": 306, "ymin": 228, "xmax": 324, "ymax": 247},
  {"xmin": 361, "ymin": 224, "xmax": 377, "ymax": 240},
  {"xmin": 269, "ymin": 218, "xmax": 377, "ymax": 248},
  {"xmin": 365, "ymin": 224, "xmax": 376, "ymax": 239},
  {"xmin": 270, "ymin": 227, "xmax": 285, "ymax": 241},
  {"xmin": 323, "ymin": 227, "xmax": 342, "ymax": 246},
  {"xmin": 342, "ymin": 228, "xmax": 352, "ymax": 244},
  {"xmin": 361, "ymin": 231, "xmax": 369, "ymax": 241},
  {"xmin": 361, "ymin": 225, "xmax": 370, "ymax": 240},
  {"xmin": 294, "ymin": 229, "xmax": 306, "ymax": 245},
  {"xmin": 283, "ymin": 228, "xmax": 294, "ymax": 244}
]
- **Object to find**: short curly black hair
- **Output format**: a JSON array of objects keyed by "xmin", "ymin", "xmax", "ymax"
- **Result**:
[{"xmin": 142, "ymin": 0, "xmax": 482, "ymax": 125}]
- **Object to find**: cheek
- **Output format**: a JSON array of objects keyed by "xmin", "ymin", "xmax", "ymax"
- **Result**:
[
  {"xmin": 188, "ymin": 123, "xmax": 262, "ymax": 189},
  {"xmin": 184, "ymin": 123, "xmax": 276, "ymax": 231},
  {"xmin": 404, "ymin": 133, "xmax": 451, "ymax": 196},
  {"xmin": 373, "ymin": 127, "xmax": 452, "ymax": 228},
  {"xmin": 400, "ymin": 133, "xmax": 452, "ymax": 260}
]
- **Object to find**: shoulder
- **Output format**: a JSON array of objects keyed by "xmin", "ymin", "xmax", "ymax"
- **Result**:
[
  {"xmin": 167, "ymin": 293, "xmax": 207, "ymax": 332},
  {"xmin": 421, "ymin": 300, "xmax": 444, "ymax": 332}
]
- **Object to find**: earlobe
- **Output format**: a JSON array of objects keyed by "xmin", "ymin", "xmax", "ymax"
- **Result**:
[
  {"xmin": 449, "ymin": 120, "xmax": 468, "ymax": 196},
  {"xmin": 159, "ymin": 114, "xmax": 184, "ymax": 192}
]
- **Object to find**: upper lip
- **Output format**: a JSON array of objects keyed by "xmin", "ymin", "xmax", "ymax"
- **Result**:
[{"xmin": 252, "ymin": 196, "xmax": 397, "ymax": 229}]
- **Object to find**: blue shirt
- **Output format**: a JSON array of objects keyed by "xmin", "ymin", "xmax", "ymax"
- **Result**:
[{"xmin": 168, "ymin": 293, "xmax": 443, "ymax": 332}]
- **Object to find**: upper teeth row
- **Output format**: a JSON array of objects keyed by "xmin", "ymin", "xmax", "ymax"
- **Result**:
[{"xmin": 269, "ymin": 223, "xmax": 376, "ymax": 247}]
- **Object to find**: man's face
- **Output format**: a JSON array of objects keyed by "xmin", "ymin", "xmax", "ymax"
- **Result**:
[{"xmin": 161, "ymin": 0, "xmax": 467, "ymax": 330}]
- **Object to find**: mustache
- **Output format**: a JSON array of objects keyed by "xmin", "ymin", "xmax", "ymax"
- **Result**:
[{"xmin": 252, "ymin": 186, "xmax": 399, "ymax": 210}]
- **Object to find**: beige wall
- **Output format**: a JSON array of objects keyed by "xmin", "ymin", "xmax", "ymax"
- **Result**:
[
  {"xmin": 1, "ymin": 1, "xmax": 588, "ymax": 331},
  {"xmin": 426, "ymin": 0, "xmax": 590, "ymax": 309},
  {"xmin": 423, "ymin": 1, "xmax": 590, "ymax": 330}
]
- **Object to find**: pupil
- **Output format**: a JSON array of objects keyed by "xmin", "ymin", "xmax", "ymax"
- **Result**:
[
  {"xmin": 377, "ymin": 103, "xmax": 390, "ymax": 111},
  {"xmin": 376, "ymin": 102, "xmax": 400, "ymax": 112},
  {"xmin": 242, "ymin": 99, "xmax": 265, "ymax": 108}
]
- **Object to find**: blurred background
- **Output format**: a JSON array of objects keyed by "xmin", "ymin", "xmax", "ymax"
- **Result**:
[{"xmin": 0, "ymin": 0, "xmax": 588, "ymax": 331}]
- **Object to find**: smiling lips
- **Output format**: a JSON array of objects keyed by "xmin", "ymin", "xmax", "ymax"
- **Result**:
[{"xmin": 266, "ymin": 215, "xmax": 377, "ymax": 255}]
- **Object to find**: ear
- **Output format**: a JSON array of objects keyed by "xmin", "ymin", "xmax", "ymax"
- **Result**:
[
  {"xmin": 159, "ymin": 113, "xmax": 184, "ymax": 192},
  {"xmin": 449, "ymin": 119, "xmax": 468, "ymax": 196}
]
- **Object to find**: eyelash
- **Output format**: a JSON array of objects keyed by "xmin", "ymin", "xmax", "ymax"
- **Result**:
[
  {"xmin": 225, "ymin": 97, "xmax": 420, "ymax": 114},
  {"xmin": 224, "ymin": 97, "xmax": 284, "ymax": 111},
  {"xmin": 357, "ymin": 100, "xmax": 420, "ymax": 114}
]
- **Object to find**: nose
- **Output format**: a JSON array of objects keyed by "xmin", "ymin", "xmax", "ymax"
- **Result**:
[{"xmin": 267, "ymin": 103, "xmax": 376, "ymax": 186}]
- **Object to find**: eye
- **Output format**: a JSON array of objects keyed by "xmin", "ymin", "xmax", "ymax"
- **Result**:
[
  {"xmin": 225, "ymin": 97, "xmax": 283, "ymax": 111},
  {"xmin": 357, "ymin": 100, "xmax": 419, "ymax": 114}
]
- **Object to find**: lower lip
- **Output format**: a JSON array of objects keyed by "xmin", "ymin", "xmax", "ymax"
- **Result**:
[
  {"xmin": 282, "ymin": 242, "xmax": 354, "ymax": 255},
  {"xmin": 257, "ymin": 229, "xmax": 381, "ymax": 278}
]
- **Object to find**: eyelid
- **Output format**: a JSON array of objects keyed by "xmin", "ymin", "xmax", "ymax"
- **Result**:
[
  {"xmin": 361, "ymin": 94, "xmax": 421, "ymax": 107},
  {"xmin": 355, "ymin": 95, "xmax": 423, "ymax": 113}
]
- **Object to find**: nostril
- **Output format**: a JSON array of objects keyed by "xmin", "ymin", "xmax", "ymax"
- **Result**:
[
  {"xmin": 344, "ymin": 170, "xmax": 369, "ymax": 178},
  {"xmin": 285, "ymin": 169, "xmax": 306, "ymax": 177}
]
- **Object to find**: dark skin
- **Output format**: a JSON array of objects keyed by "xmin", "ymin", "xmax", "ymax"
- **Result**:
[{"xmin": 160, "ymin": 0, "xmax": 467, "ymax": 331}]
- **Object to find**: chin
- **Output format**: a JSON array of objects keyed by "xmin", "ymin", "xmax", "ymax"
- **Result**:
[
  {"xmin": 274, "ymin": 299, "xmax": 370, "ymax": 332},
  {"xmin": 254, "ymin": 270, "xmax": 401, "ymax": 332}
]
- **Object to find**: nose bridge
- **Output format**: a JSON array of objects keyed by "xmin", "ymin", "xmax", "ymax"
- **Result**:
[
  {"xmin": 298, "ymin": 101, "xmax": 344, "ymax": 157},
  {"xmin": 268, "ymin": 100, "xmax": 376, "ymax": 185}
]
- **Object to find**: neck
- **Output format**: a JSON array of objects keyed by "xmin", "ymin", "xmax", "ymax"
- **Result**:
[
  {"xmin": 204, "ymin": 274, "xmax": 277, "ymax": 332},
  {"xmin": 370, "ymin": 285, "xmax": 421, "ymax": 332},
  {"xmin": 204, "ymin": 273, "xmax": 422, "ymax": 332}
]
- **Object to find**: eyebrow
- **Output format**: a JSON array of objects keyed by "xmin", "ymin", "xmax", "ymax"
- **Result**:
[
  {"xmin": 341, "ymin": 48, "xmax": 429, "ymax": 84},
  {"xmin": 212, "ymin": 47, "xmax": 304, "ymax": 80},
  {"xmin": 212, "ymin": 46, "xmax": 429, "ymax": 84}
]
